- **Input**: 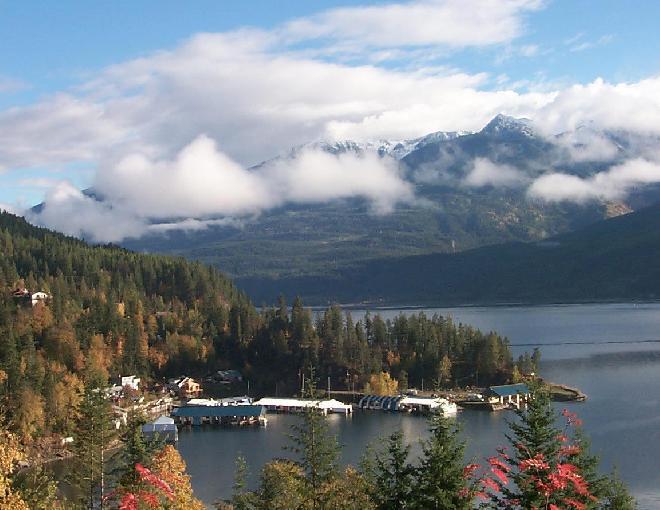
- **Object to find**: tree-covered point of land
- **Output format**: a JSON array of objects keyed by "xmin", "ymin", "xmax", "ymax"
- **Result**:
[{"xmin": 0, "ymin": 211, "xmax": 515, "ymax": 442}]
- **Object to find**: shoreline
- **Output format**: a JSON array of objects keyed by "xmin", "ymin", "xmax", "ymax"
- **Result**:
[{"xmin": 308, "ymin": 299, "xmax": 660, "ymax": 311}]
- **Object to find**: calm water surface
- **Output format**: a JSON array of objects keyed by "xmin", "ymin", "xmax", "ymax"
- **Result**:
[{"xmin": 178, "ymin": 303, "xmax": 660, "ymax": 509}]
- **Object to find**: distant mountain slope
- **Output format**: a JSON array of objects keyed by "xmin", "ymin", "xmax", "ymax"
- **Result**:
[
  {"xmin": 236, "ymin": 203, "xmax": 660, "ymax": 305},
  {"xmin": 121, "ymin": 115, "xmax": 656, "ymax": 281},
  {"xmin": 31, "ymin": 115, "xmax": 660, "ymax": 284}
]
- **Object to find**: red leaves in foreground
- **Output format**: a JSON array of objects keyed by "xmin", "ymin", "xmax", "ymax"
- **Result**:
[
  {"xmin": 111, "ymin": 463, "xmax": 175, "ymax": 510},
  {"xmin": 474, "ymin": 407, "xmax": 597, "ymax": 510}
]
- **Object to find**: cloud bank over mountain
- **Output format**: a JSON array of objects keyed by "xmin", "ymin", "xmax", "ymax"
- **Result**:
[{"xmin": 2, "ymin": 0, "xmax": 660, "ymax": 241}]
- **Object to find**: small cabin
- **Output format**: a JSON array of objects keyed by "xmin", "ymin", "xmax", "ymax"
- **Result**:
[{"xmin": 30, "ymin": 291, "xmax": 51, "ymax": 307}]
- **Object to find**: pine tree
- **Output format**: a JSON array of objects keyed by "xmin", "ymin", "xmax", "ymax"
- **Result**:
[
  {"xmin": 286, "ymin": 374, "xmax": 341, "ymax": 509},
  {"xmin": 601, "ymin": 470, "xmax": 636, "ymax": 510},
  {"xmin": 69, "ymin": 384, "xmax": 116, "ymax": 509},
  {"xmin": 372, "ymin": 430, "xmax": 414, "ymax": 510},
  {"xmin": 413, "ymin": 412, "xmax": 474, "ymax": 510},
  {"xmin": 229, "ymin": 455, "xmax": 256, "ymax": 510},
  {"xmin": 115, "ymin": 411, "xmax": 162, "ymax": 490}
]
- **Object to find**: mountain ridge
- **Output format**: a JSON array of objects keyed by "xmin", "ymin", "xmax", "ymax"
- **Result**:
[
  {"xmin": 26, "ymin": 114, "xmax": 660, "ymax": 295},
  {"xmin": 234, "ymin": 202, "xmax": 660, "ymax": 305}
]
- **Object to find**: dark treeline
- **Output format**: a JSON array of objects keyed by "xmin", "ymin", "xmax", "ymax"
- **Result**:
[{"xmin": 0, "ymin": 211, "xmax": 512, "ymax": 441}]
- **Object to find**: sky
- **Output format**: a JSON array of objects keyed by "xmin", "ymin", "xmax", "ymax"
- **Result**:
[{"xmin": 1, "ymin": 0, "xmax": 660, "ymax": 240}]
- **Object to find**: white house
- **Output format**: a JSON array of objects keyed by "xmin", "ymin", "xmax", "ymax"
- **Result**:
[
  {"xmin": 121, "ymin": 375, "xmax": 141, "ymax": 391},
  {"xmin": 30, "ymin": 291, "xmax": 50, "ymax": 306}
]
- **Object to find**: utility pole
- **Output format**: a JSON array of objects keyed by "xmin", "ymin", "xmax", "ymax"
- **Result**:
[{"xmin": 327, "ymin": 376, "xmax": 331, "ymax": 397}]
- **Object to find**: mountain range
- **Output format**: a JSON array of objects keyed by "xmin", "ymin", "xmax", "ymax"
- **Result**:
[{"xmin": 29, "ymin": 114, "xmax": 660, "ymax": 304}]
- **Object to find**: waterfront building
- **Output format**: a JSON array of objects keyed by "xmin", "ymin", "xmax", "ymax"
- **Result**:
[
  {"xmin": 142, "ymin": 415, "xmax": 178, "ymax": 443},
  {"xmin": 172, "ymin": 404, "xmax": 267, "ymax": 426},
  {"xmin": 486, "ymin": 383, "xmax": 530, "ymax": 408}
]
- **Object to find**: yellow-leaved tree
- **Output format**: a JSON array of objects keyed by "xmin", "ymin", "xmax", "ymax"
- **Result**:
[
  {"xmin": 151, "ymin": 445, "xmax": 205, "ymax": 510},
  {"xmin": 364, "ymin": 372, "xmax": 399, "ymax": 396},
  {"xmin": 0, "ymin": 424, "xmax": 30, "ymax": 510}
]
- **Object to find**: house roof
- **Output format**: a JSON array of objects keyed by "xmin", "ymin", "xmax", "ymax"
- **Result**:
[
  {"xmin": 142, "ymin": 423, "xmax": 177, "ymax": 431},
  {"xmin": 152, "ymin": 416, "xmax": 175, "ymax": 425},
  {"xmin": 488, "ymin": 383, "xmax": 530, "ymax": 397},
  {"xmin": 171, "ymin": 405, "xmax": 265, "ymax": 418}
]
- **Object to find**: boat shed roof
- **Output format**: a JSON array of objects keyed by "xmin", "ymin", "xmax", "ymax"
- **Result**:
[
  {"xmin": 488, "ymin": 383, "xmax": 530, "ymax": 397},
  {"xmin": 172, "ymin": 405, "xmax": 265, "ymax": 418}
]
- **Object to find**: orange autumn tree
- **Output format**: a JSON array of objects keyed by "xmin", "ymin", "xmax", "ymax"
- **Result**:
[
  {"xmin": 150, "ymin": 445, "xmax": 205, "ymax": 510},
  {"xmin": 0, "ymin": 423, "xmax": 30, "ymax": 510}
]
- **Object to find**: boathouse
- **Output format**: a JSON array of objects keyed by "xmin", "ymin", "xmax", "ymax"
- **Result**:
[
  {"xmin": 358, "ymin": 395, "xmax": 457, "ymax": 414},
  {"xmin": 252, "ymin": 397, "xmax": 352, "ymax": 415},
  {"xmin": 487, "ymin": 383, "xmax": 530, "ymax": 407},
  {"xmin": 142, "ymin": 416, "xmax": 178, "ymax": 443},
  {"xmin": 172, "ymin": 404, "xmax": 266, "ymax": 426}
]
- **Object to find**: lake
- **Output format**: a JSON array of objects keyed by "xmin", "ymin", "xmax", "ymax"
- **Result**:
[{"xmin": 177, "ymin": 303, "xmax": 660, "ymax": 509}]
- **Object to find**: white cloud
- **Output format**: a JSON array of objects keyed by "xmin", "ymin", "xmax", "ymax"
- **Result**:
[
  {"xmin": 147, "ymin": 217, "xmax": 242, "ymax": 234},
  {"xmin": 0, "ymin": 202, "xmax": 18, "ymax": 214},
  {"xmin": 464, "ymin": 158, "xmax": 528, "ymax": 187},
  {"xmin": 284, "ymin": 0, "xmax": 543, "ymax": 49},
  {"xmin": 518, "ymin": 44, "xmax": 540, "ymax": 57},
  {"xmin": 528, "ymin": 158, "xmax": 660, "ymax": 203},
  {"xmin": 263, "ymin": 146, "xmax": 415, "ymax": 214},
  {"xmin": 18, "ymin": 177, "xmax": 69, "ymax": 188},
  {"xmin": 533, "ymin": 77, "xmax": 660, "ymax": 136},
  {"xmin": 553, "ymin": 128, "xmax": 621, "ymax": 162},
  {"xmin": 0, "ymin": 94, "xmax": 127, "ymax": 168},
  {"xmin": 569, "ymin": 34, "xmax": 613, "ymax": 53},
  {"xmin": 28, "ymin": 182, "xmax": 148, "ymax": 242},
  {"xmin": 29, "ymin": 136, "xmax": 415, "ymax": 242}
]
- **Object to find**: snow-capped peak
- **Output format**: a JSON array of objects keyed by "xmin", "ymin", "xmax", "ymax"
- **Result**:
[
  {"xmin": 295, "ymin": 130, "xmax": 469, "ymax": 161},
  {"xmin": 481, "ymin": 114, "xmax": 535, "ymax": 137}
]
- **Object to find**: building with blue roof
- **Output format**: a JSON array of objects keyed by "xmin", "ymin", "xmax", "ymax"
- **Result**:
[
  {"xmin": 172, "ymin": 405, "xmax": 266, "ymax": 426},
  {"xmin": 486, "ymin": 383, "xmax": 530, "ymax": 408}
]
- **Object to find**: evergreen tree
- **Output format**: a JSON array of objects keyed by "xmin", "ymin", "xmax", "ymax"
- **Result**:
[
  {"xmin": 286, "ymin": 374, "xmax": 341, "ymax": 509},
  {"xmin": 372, "ymin": 430, "xmax": 414, "ymax": 510},
  {"xmin": 229, "ymin": 455, "xmax": 256, "ymax": 510},
  {"xmin": 68, "ymin": 384, "xmax": 116, "ymax": 509},
  {"xmin": 481, "ymin": 387, "xmax": 626, "ymax": 510},
  {"xmin": 413, "ymin": 413, "xmax": 474, "ymax": 510},
  {"xmin": 115, "ymin": 411, "xmax": 162, "ymax": 490},
  {"xmin": 601, "ymin": 470, "xmax": 636, "ymax": 510}
]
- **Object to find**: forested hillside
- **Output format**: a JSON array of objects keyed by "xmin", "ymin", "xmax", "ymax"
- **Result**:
[
  {"xmin": 239, "ymin": 203, "xmax": 660, "ymax": 305},
  {"xmin": 0, "ymin": 211, "xmax": 514, "ymax": 440}
]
